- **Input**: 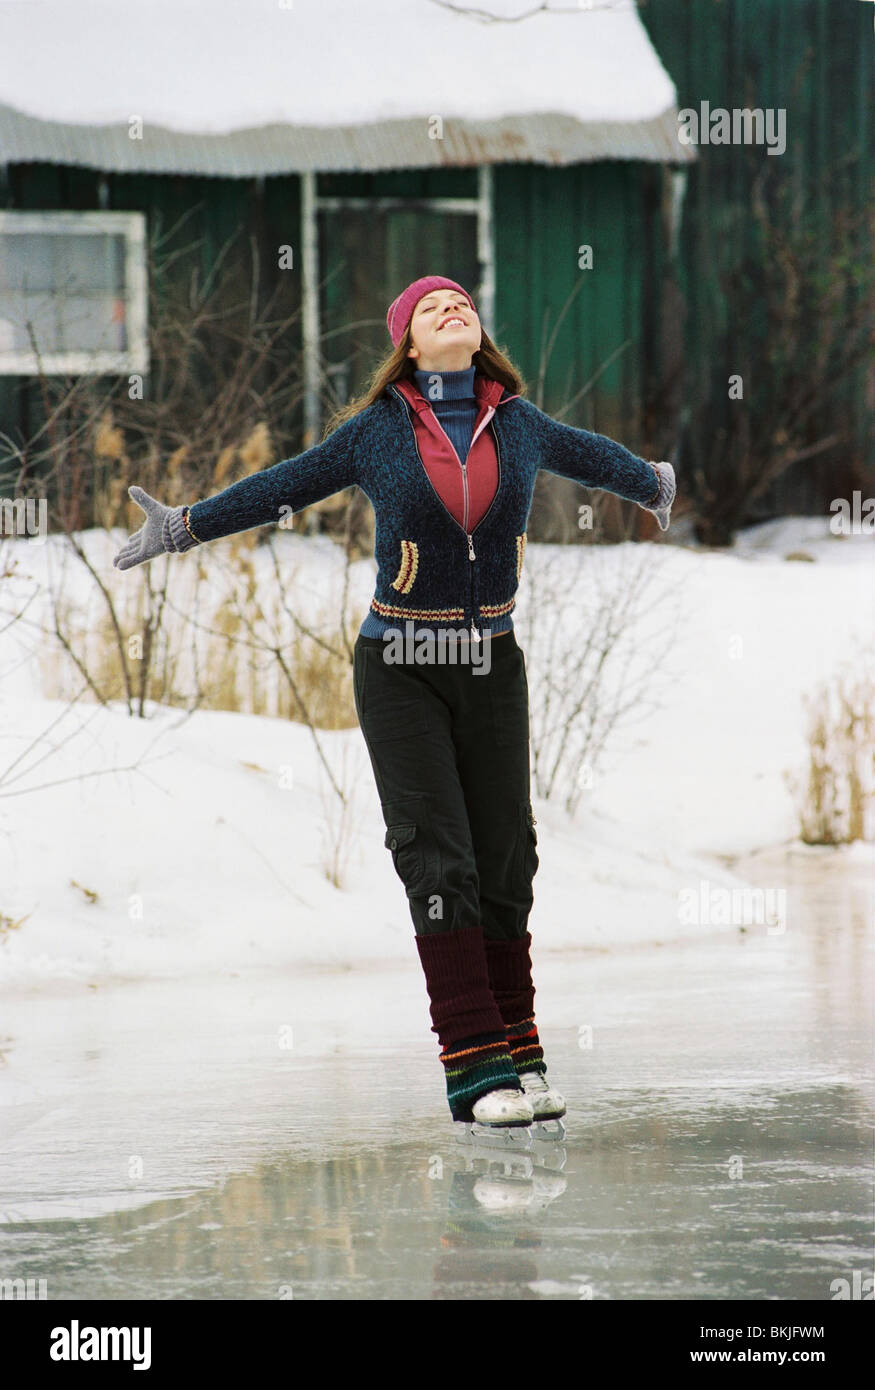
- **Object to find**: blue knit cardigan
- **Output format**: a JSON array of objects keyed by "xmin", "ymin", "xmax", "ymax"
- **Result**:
[{"xmin": 183, "ymin": 383, "xmax": 662, "ymax": 641}]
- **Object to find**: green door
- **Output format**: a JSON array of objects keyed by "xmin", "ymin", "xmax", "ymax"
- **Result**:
[{"xmin": 317, "ymin": 194, "xmax": 480, "ymax": 407}]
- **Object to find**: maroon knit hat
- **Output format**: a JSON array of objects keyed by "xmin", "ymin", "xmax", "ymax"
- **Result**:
[{"xmin": 386, "ymin": 275, "xmax": 477, "ymax": 347}]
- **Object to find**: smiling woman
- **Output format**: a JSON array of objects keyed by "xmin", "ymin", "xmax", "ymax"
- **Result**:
[{"xmin": 113, "ymin": 269, "xmax": 676, "ymax": 1139}]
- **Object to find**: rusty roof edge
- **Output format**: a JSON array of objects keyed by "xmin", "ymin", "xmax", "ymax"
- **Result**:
[{"xmin": 0, "ymin": 102, "xmax": 696, "ymax": 174}]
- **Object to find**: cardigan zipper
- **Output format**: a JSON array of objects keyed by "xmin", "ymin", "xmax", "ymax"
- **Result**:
[
  {"xmin": 467, "ymin": 527, "xmax": 477, "ymax": 641},
  {"xmin": 428, "ymin": 411, "xmax": 474, "ymax": 537},
  {"xmin": 455, "ymin": 453, "xmax": 476, "ymax": 638}
]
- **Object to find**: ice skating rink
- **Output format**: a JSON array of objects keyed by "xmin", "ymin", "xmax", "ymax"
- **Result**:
[{"xmin": 0, "ymin": 845, "xmax": 870, "ymax": 1301}]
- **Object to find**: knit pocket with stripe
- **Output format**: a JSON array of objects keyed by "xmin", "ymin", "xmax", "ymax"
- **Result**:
[
  {"xmin": 390, "ymin": 539, "xmax": 419, "ymax": 594},
  {"xmin": 515, "ymin": 532, "xmax": 527, "ymax": 582}
]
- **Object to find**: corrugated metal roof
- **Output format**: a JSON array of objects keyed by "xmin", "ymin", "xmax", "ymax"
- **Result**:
[
  {"xmin": 0, "ymin": 0, "xmax": 694, "ymax": 173},
  {"xmin": 0, "ymin": 102, "xmax": 693, "ymax": 174}
]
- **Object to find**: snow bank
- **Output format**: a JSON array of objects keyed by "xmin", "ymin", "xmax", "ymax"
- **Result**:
[{"xmin": 0, "ymin": 516, "xmax": 872, "ymax": 989}]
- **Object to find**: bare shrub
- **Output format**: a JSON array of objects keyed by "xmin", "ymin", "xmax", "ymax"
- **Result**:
[
  {"xmin": 316, "ymin": 738, "xmax": 371, "ymax": 892},
  {"xmin": 514, "ymin": 541, "xmax": 683, "ymax": 816}
]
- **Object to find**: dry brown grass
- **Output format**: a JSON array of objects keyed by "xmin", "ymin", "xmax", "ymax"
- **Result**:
[
  {"xmin": 41, "ymin": 537, "xmax": 364, "ymax": 729},
  {"xmin": 788, "ymin": 664, "xmax": 875, "ymax": 844}
]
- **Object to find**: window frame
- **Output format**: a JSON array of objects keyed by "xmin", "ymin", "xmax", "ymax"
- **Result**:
[{"xmin": 0, "ymin": 209, "xmax": 149, "ymax": 377}]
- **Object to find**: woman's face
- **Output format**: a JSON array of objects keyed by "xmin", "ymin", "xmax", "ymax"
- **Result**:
[{"xmin": 406, "ymin": 287, "xmax": 481, "ymax": 371}]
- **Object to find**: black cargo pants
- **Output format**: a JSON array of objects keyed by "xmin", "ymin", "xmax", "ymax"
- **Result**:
[{"xmin": 352, "ymin": 629, "xmax": 539, "ymax": 941}]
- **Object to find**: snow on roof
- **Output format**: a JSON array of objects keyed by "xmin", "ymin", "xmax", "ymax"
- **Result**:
[{"xmin": 0, "ymin": 0, "xmax": 690, "ymax": 170}]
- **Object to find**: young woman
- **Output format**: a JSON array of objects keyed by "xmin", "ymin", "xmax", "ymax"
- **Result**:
[{"xmin": 114, "ymin": 274, "xmax": 676, "ymax": 1137}]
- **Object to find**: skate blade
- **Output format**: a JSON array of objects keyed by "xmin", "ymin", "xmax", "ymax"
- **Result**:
[
  {"xmin": 461, "ymin": 1150, "xmax": 535, "ymax": 1179},
  {"xmin": 530, "ymin": 1116, "xmax": 567, "ymax": 1143},
  {"xmin": 455, "ymin": 1122, "xmax": 534, "ymax": 1150}
]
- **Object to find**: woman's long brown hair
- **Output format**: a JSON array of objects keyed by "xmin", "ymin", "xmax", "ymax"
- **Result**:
[{"xmin": 320, "ymin": 324, "xmax": 528, "ymax": 441}]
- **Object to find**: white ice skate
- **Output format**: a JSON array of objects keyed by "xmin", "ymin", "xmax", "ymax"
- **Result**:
[
  {"xmin": 520, "ymin": 1070, "xmax": 567, "ymax": 1142},
  {"xmin": 472, "ymin": 1086, "xmax": 534, "ymax": 1125},
  {"xmin": 455, "ymin": 1086, "xmax": 535, "ymax": 1149}
]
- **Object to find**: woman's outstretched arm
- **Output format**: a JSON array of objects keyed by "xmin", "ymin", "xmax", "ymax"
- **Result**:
[
  {"xmin": 114, "ymin": 412, "xmax": 366, "ymax": 569},
  {"xmin": 522, "ymin": 400, "xmax": 676, "ymax": 530}
]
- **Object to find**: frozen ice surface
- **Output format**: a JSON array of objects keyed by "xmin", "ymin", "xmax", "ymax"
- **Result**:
[{"xmin": 0, "ymin": 846, "xmax": 871, "ymax": 1300}]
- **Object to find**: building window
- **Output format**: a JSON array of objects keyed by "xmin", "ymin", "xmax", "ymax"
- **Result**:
[{"xmin": 0, "ymin": 211, "xmax": 148, "ymax": 376}]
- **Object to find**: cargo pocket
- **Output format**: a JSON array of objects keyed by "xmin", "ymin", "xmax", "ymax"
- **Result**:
[
  {"xmin": 383, "ymin": 800, "xmax": 442, "ymax": 898},
  {"xmin": 512, "ymin": 800, "xmax": 539, "ymax": 893}
]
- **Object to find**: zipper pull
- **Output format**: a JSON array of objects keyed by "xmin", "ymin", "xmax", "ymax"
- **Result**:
[
  {"xmin": 470, "ymin": 621, "xmax": 480, "ymax": 643},
  {"xmin": 467, "ymin": 534, "xmax": 475, "ymax": 560}
]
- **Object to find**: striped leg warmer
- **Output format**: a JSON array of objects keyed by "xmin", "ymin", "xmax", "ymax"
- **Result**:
[
  {"xmin": 483, "ymin": 932, "xmax": 547, "ymax": 1078},
  {"xmin": 415, "ymin": 926, "xmax": 523, "ymax": 1123}
]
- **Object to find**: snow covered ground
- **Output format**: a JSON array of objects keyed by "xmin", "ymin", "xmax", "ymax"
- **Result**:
[{"xmin": 0, "ymin": 516, "xmax": 872, "ymax": 990}]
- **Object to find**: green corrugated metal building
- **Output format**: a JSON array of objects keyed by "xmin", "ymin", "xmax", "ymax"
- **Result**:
[{"xmin": 0, "ymin": 0, "xmax": 870, "ymax": 538}]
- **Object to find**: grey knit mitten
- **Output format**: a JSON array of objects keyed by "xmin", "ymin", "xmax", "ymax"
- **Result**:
[
  {"xmin": 113, "ymin": 485, "xmax": 200, "ymax": 570},
  {"xmin": 642, "ymin": 460, "xmax": 677, "ymax": 532}
]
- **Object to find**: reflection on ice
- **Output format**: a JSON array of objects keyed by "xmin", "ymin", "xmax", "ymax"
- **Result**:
[{"xmin": 0, "ymin": 845, "xmax": 870, "ymax": 1299}]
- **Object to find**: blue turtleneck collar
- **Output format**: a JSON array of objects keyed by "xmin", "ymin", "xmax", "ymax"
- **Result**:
[{"xmin": 413, "ymin": 365, "xmax": 476, "ymax": 402}]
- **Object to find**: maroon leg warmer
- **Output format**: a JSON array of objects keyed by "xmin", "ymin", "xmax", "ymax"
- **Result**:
[
  {"xmin": 415, "ymin": 927, "xmax": 522, "ymax": 1122},
  {"xmin": 483, "ymin": 931, "xmax": 547, "ymax": 1077}
]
